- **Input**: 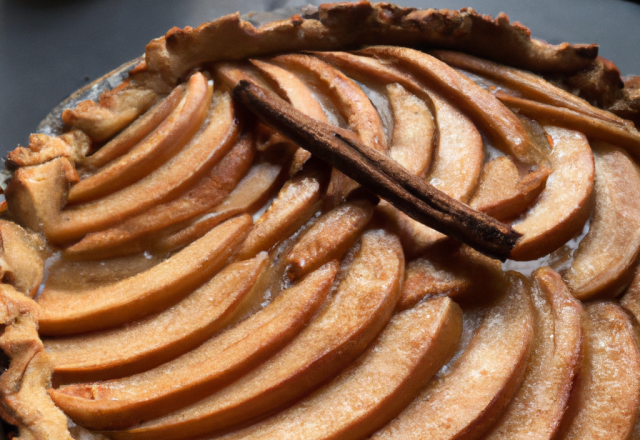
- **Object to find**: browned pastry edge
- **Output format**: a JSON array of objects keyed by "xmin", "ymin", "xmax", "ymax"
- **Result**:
[{"xmin": 143, "ymin": 1, "xmax": 598, "ymax": 86}]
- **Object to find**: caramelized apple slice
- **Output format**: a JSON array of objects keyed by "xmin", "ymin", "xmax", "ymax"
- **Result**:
[
  {"xmin": 562, "ymin": 142, "xmax": 640, "ymax": 299},
  {"xmin": 50, "ymin": 261, "xmax": 338, "ymax": 430},
  {"xmin": 110, "ymin": 229, "xmax": 403, "ymax": 440},
  {"xmin": 431, "ymin": 50, "xmax": 628, "ymax": 127},
  {"xmin": 82, "ymin": 85, "xmax": 185, "ymax": 169},
  {"xmin": 285, "ymin": 193, "xmax": 375, "ymax": 279},
  {"xmin": 37, "ymin": 215, "xmax": 252, "ymax": 336},
  {"xmin": 250, "ymin": 59, "xmax": 328, "ymax": 123},
  {"xmin": 252, "ymin": 58, "xmax": 337, "ymax": 172},
  {"xmin": 315, "ymin": 51, "xmax": 483, "ymax": 203},
  {"xmin": 271, "ymin": 53, "xmax": 387, "ymax": 203},
  {"xmin": 386, "ymin": 82, "xmax": 436, "ymax": 176},
  {"xmin": 235, "ymin": 159, "xmax": 328, "ymax": 260},
  {"xmin": 68, "ymin": 73, "xmax": 211, "ymax": 203},
  {"xmin": 484, "ymin": 267, "xmax": 582, "ymax": 440},
  {"xmin": 555, "ymin": 302, "xmax": 640, "ymax": 440},
  {"xmin": 0, "ymin": 220, "xmax": 44, "ymax": 297},
  {"xmin": 217, "ymin": 297, "xmax": 462, "ymax": 440},
  {"xmin": 44, "ymin": 95, "xmax": 244, "ymax": 245},
  {"xmin": 153, "ymin": 147, "xmax": 288, "ymax": 252},
  {"xmin": 470, "ymin": 157, "xmax": 549, "ymax": 221},
  {"xmin": 64, "ymin": 133, "xmax": 253, "ymax": 259},
  {"xmin": 510, "ymin": 126, "xmax": 594, "ymax": 261},
  {"xmin": 496, "ymin": 91, "xmax": 640, "ymax": 155},
  {"xmin": 398, "ymin": 245, "xmax": 501, "ymax": 311},
  {"xmin": 270, "ymin": 54, "xmax": 386, "ymax": 152},
  {"xmin": 46, "ymin": 254, "xmax": 267, "ymax": 384},
  {"xmin": 371, "ymin": 272, "xmax": 534, "ymax": 440},
  {"xmin": 359, "ymin": 46, "xmax": 543, "ymax": 166}
]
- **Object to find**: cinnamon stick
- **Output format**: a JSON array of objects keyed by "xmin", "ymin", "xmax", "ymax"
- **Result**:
[{"xmin": 233, "ymin": 80, "xmax": 521, "ymax": 261}]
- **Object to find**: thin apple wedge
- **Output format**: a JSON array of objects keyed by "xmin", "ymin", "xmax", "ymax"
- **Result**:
[
  {"xmin": 63, "ymin": 133, "xmax": 253, "ymax": 259},
  {"xmin": 431, "ymin": 50, "xmax": 628, "ymax": 127},
  {"xmin": 555, "ymin": 302, "xmax": 640, "ymax": 440},
  {"xmin": 45, "ymin": 254, "xmax": 267, "ymax": 384},
  {"xmin": 68, "ymin": 73, "xmax": 211, "ymax": 203},
  {"xmin": 153, "ymin": 146, "xmax": 289, "ymax": 252},
  {"xmin": 314, "ymin": 51, "xmax": 483, "ymax": 203},
  {"xmin": 358, "ymin": 46, "xmax": 543, "ymax": 167},
  {"xmin": 270, "ymin": 53, "xmax": 387, "ymax": 204},
  {"xmin": 50, "ymin": 261, "xmax": 339, "ymax": 431},
  {"xmin": 270, "ymin": 54, "xmax": 386, "ymax": 153},
  {"xmin": 37, "ymin": 215, "xmax": 252, "ymax": 336},
  {"xmin": 562, "ymin": 142, "xmax": 640, "ymax": 299},
  {"xmin": 216, "ymin": 296, "xmax": 462, "ymax": 440},
  {"xmin": 470, "ymin": 156, "xmax": 549, "ymax": 221},
  {"xmin": 510, "ymin": 126, "xmax": 594, "ymax": 261},
  {"xmin": 82, "ymin": 85, "xmax": 185, "ymax": 170},
  {"xmin": 496, "ymin": 91, "xmax": 640, "ymax": 156},
  {"xmin": 285, "ymin": 192, "xmax": 376, "ymax": 280},
  {"xmin": 250, "ymin": 59, "xmax": 328, "ymax": 123},
  {"xmin": 398, "ymin": 245, "xmax": 501, "ymax": 311},
  {"xmin": 235, "ymin": 159, "xmax": 328, "ymax": 260},
  {"xmin": 484, "ymin": 267, "xmax": 583, "ymax": 440},
  {"xmin": 108, "ymin": 229, "xmax": 403, "ymax": 440},
  {"xmin": 251, "ymin": 58, "xmax": 331, "ymax": 173},
  {"xmin": 43, "ymin": 93, "xmax": 244, "ymax": 245},
  {"xmin": 371, "ymin": 272, "xmax": 534, "ymax": 440},
  {"xmin": 386, "ymin": 82, "xmax": 436, "ymax": 176}
]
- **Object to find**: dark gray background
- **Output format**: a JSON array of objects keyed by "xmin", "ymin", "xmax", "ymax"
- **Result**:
[{"xmin": 1, "ymin": 0, "xmax": 639, "ymax": 158}]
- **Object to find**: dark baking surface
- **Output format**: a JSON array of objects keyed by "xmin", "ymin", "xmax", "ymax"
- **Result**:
[{"xmin": 1, "ymin": 0, "xmax": 640, "ymax": 161}]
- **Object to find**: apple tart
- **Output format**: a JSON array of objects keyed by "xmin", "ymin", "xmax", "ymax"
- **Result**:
[{"xmin": 2, "ymin": 2, "xmax": 640, "ymax": 439}]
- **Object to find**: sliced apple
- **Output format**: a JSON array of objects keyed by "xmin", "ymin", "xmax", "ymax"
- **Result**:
[
  {"xmin": 555, "ymin": 302, "xmax": 640, "ymax": 440},
  {"xmin": 108, "ymin": 229, "xmax": 403, "ymax": 440},
  {"xmin": 0, "ymin": 219, "xmax": 44, "ymax": 297},
  {"xmin": 371, "ymin": 272, "xmax": 534, "ymax": 440},
  {"xmin": 358, "ymin": 46, "xmax": 543, "ymax": 167},
  {"xmin": 63, "ymin": 133, "xmax": 253, "ymax": 259},
  {"xmin": 561, "ymin": 142, "xmax": 640, "ymax": 299},
  {"xmin": 386, "ymin": 82, "xmax": 436, "ymax": 176},
  {"xmin": 43, "ymin": 252, "xmax": 163, "ymax": 294},
  {"xmin": 496, "ymin": 91, "xmax": 640, "ymax": 155},
  {"xmin": 37, "ymin": 215, "xmax": 252, "ymax": 336},
  {"xmin": 153, "ymin": 146, "xmax": 289, "ymax": 252},
  {"xmin": 510, "ymin": 126, "xmax": 595, "ymax": 261},
  {"xmin": 431, "ymin": 50, "xmax": 628, "ymax": 127},
  {"xmin": 216, "ymin": 296, "xmax": 463, "ymax": 440},
  {"xmin": 45, "ymin": 254, "xmax": 267, "ymax": 384},
  {"xmin": 49, "ymin": 261, "xmax": 338, "ymax": 430},
  {"xmin": 270, "ymin": 53, "xmax": 387, "ymax": 204},
  {"xmin": 235, "ymin": 159, "xmax": 328, "ymax": 260},
  {"xmin": 270, "ymin": 53, "xmax": 386, "ymax": 153},
  {"xmin": 398, "ymin": 245, "xmax": 501, "ymax": 311},
  {"xmin": 285, "ymin": 194, "xmax": 375, "ymax": 280},
  {"xmin": 250, "ymin": 58, "xmax": 330, "ymax": 173},
  {"xmin": 82, "ymin": 84, "xmax": 185, "ymax": 170},
  {"xmin": 470, "ymin": 157, "xmax": 549, "ymax": 221},
  {"xmin": 68, "ymin": 73, "xmax": 211, "ymax": 203},
  {"xmin": 43, "ymin": 94, "xmax": 246, "ymax": 245},
  {"xmin": 483, "ymin": 267, "xmax": 583, "ymax": 440}
]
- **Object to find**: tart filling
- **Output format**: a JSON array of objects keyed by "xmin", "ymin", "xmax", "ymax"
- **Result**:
[{"xmin": 2, "ymin": 2, "xmax": 640, "ymax": 439}]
